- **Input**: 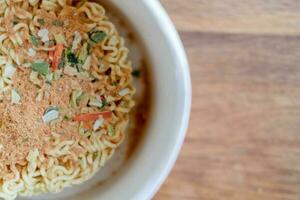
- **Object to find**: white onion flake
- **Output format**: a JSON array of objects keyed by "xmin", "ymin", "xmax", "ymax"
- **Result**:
[
  {"xmin": 118, "ymin": 88, "xmax": 130, "ymax": 96},
  {"xmin": 42, "ymin": 107, "xmax": 59, "ymax": 123},
  {"xmin": 27, "ymin": 48, "xmax": 36, "ymax": 57},
  {"xmin": 3, "ymin": 63, "xmax": 16, "ymax": 78},
  {"xmin": 37, "ymin": 28, "xmax": 49, "ymax": 42},
  {"xmin": 72, "ymin": 31, "xmax": 82, "ymax": 51},
  {"xmin": 93, "ymin": 118, "xmax": 104, "ymax": 131},
  {"xmin": 11, "ymin": 89, "xmax": 21, "ymax": 104}
]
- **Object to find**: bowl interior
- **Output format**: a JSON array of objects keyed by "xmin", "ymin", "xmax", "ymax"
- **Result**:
[{"xmin": 21, "ymin": 1, "xmax": 191, "ymax": 200}]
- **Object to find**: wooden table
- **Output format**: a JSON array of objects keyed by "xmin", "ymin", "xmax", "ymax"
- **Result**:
[{"xmin": 155, "ymin": 1, "xmax": 300, "ymax": 199}]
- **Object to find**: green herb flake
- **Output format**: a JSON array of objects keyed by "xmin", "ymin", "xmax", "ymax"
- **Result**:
[
  {"xmin": 30, "ymin": 35, "xmax": 39, "ymax": 47},
  {"xmin": 54, "ymin": 34, "xmax": 67, "ymax": 45},
  {"xmin": 112, "ymin": 82, "xmax": 117, "ymax": 86},
  {"xmin": 53, "ymin": 70, "xmax": 62, "ymax": 80},
  {"xmin": 52, "ymin": 19, "xmax": 63, "ymax": 27},
  {"xmin": 64, "ymin": 65, "xmax": 79, "ymax": 76},
  {"xmin": 87, "ymin": 42, "xmax": 92, "ymax": 53},
  {"xmin": 58, "ymin": 57, "xmax": 65, "ymax": 69},
  {"xmin": 93, "ymin": 152, "xmax": 98, "ymax": 158},
  {"xmin": 132, "ymin": 69, "xmax": 141, "ymax": 78},
  {"xmin": 101, "ymin": 98, "xmax": 108, "ymax": 109},
  {"xmin": 57, "ymin": 50, "xmax": 65, "ymax": 69},
  {"xmin": 63, "ymin": 115, "xmax": 71, "ymax": 121},
  {"xmin": 37, "ymin": 18, "xmax": 45, "ymax": 26},
  {"xmin": 49, "ymin": 136, "xmax": 55, "ymax": 142},
  {"xmin": 108, "ymin": 125, "xmax": 115, "ymax": 136},
  {"xmin": 79, "ymin": 122, "xmax": 85, "ymax": 135},
  {"xmin": 70, "ymin": 90, "xmax": 83, "ymax": 108},
  {"xmin": 66, "ymin": 49, "xmax": 79, "ymax": 65},
  {"xmin": 90, "ymin": 31, "xmax": 107, "ymax": 43},
  {"xmin": 78, "ymin": 42, "xmax": 88, "ymax": 61},
  {"xmin": 68, "ymin": 53, "xmax": 78, "ymax": 63},
  {"xmin": 22, "ymin": 138, "xmax": 29, "ymax": 143},
  {"xmin": 32, "ymin": 61, "xmax": 50, "ymax": 76}
]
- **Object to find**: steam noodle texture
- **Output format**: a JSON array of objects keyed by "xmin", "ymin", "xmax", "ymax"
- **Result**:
[{"xmin": 0, "ymin": 0, "xmax": 135, "ymax": 199}]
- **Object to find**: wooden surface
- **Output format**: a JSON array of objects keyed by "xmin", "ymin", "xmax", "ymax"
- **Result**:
[{"xmin": 155, "ymin": 1, "xmax": 300, "ymax": 199}]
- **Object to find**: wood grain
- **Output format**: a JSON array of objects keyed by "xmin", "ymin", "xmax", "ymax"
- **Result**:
[
  {"xmin": 155, "ymin": 1, "xmax": 300, "ymax": 199},
  {"xmin": 161, "ymin": 0, "xmax": 300, "ymax": 35}
]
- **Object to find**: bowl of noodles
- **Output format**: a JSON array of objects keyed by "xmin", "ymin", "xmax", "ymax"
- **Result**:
[{"xmin": 0, "ymin": 0, "xmax": 191, "ymax": 200}]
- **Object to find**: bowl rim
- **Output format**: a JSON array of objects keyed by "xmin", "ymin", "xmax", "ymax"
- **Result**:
[{"xmin": 142, "ymin": 0, "xmax": 192, "ymax": 199}]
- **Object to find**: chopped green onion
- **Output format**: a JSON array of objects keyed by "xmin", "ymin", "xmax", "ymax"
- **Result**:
[
  {"xmin": 108, "ymin": 125, "xmax": 115, "ymax": 136},
  {"xmin": 46, "ymin": 73, "xmax": 53, "ymax": 85},
  {"xmin": 82, "ymin": 55, "xmax": 91, "ymax": 70},
  {"xmin": 70, "ymin": 90, "xmax": 83, "ymax": 108},
  {"xmin": 53, "ymin": 70, "xmax": 62, "ymax": 80},
  {"xmin": 79, "ymin": 122, "xmax": 85, "ymax": 135},
  {"xmin": 36, "ymin": 90, "xmax": 43, "ymax": 102},
  {"xmin": 88, "ymin": 97, "xmax": 103, "ymax": 108},
  {"xmin": 52, "ymin": 19, "xmax": 63, "ymax": 27},
  {"xmin": 98, "ymin": 58, "xmax": 105, "ymax": 69},
  {"xmin": 58, "ymin": 56, "xmax": 65, "ymax": 69},
  {"xmin": 32, "ymin": 61, "xmax": 50, "ymax": 76},
  {"xmin": 29, "ymin": 71, "xmax": 41, "ymax": 85},
  {"xmin": 30, "ymin": 35, "xmax": 39, "ymax": 47},
  {"xmin": 78, "ymin": 71, "xmax": 92, "ymax": 80},
  {"xmin": 78, "ymin": 42, "xmax": 88, "ymax": 62},
  {"xmin": 132, "ymin": 69, "xmax": 141, "ymax": 77},
  {"xmin": 64, "ymin": 65, "xmax": 79, "ymax": 76},
  {"xmin": 37, "ymin": 18, "xmax": 45, "ymax": 26},
  {"xmin": 11, "ymin": 89, "xmax": 21, "ymax": 104},
  {"xmin": 54, "ymin": 34, "xmax": 67, "ymax": 46},
  {"xmin": 56, "ymin": 50, "xmax": 65, "ymax": 70},
  {"xmin": 42, "ymin": 107, "xmax": 59, "ymax": 123},
  {"xmin": 90, "ymin": 31, "xmax": 107, "ymax": 43},
  {"xmin": 76, "ymin": 63, "xmax": 84, "ymax": 73}
]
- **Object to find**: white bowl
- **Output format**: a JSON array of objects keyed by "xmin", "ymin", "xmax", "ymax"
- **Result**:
[{"xmin": 28, "ymin": 0, "xmax": 191, "ymax": 199}]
